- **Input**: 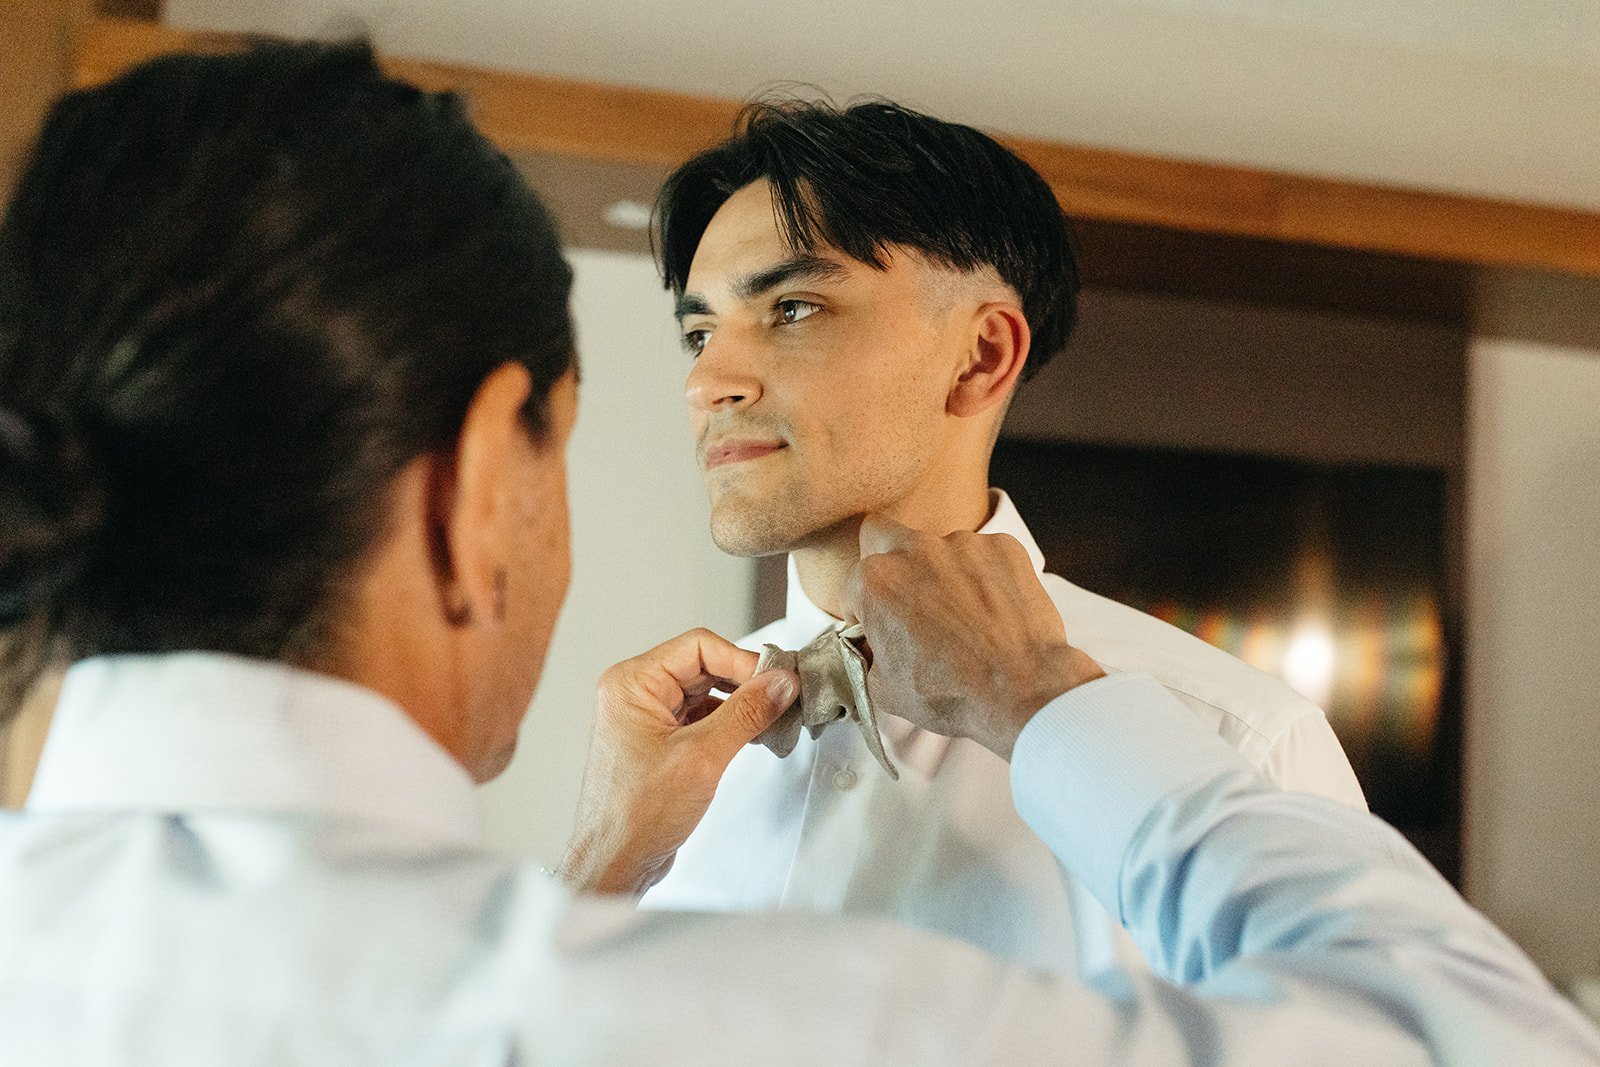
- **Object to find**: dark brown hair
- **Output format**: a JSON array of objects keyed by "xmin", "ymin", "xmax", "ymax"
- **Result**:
[
  {"xmin": 0, "ymin": 41, "xmax": 576, "ymax": 714},
  {"xmin": 656, "ymin": 97, "xmax": 1079, "ymax": 378}
]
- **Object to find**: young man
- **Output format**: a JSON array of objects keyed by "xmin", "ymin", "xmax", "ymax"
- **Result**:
[{"xmin": 642, "ymin": 100, "xmax": 1369, "ymax": 974}]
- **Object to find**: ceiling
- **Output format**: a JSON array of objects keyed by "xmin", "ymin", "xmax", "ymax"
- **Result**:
[{"xmin": 166, "ymin": 0, "xmax": 1600, "ymax": 213}]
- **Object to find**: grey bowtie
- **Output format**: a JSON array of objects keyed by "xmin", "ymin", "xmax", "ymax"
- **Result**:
[{"xmin": 752, "ymin": 623, "xmax": 899, "ymax": 780}]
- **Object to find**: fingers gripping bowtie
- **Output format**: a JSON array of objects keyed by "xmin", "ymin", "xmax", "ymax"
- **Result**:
[{"xmin": 752, "ymin": 624, "xmax": 899, "ymax": 780}]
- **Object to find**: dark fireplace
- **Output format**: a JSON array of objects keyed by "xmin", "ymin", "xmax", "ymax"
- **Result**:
[{"xmin": 992, "ymin": 436, "xmax": 1461, "ymax": 882}]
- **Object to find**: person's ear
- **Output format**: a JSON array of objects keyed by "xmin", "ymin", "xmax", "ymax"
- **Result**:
[
  {"xmin": 427, "ymin": 362, "xmax": 534, "ymax": 629},
  {"xmin": 948, "ymin": 302, "xmax": 1030, "ymax": 418}
]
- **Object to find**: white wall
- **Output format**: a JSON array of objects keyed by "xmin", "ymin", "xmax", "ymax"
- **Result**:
[
  {"xmin": 475, "ymin": 249, "xmax": 754, "ymax": 863},
  {"xmin": 1466, "ymin": 338, "xmax": 1600, "ymax": 981}
]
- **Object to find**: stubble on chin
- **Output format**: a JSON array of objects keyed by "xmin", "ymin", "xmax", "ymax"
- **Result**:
[
  {"xmin": 705, "ymin": 471, "xmax": 818, "ymax": 557},
  {"xmin": 708, "ymin": 485, "xmax": 865, "ymax": 559},
  {"xmin": 708, "ymin": 498, "xmax": 798, "ymax": 557}
]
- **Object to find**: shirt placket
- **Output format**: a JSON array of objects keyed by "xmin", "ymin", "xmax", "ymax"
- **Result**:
[{"xmin": 777, "ymin": 693, "xmax": 879, "ymax": 912}]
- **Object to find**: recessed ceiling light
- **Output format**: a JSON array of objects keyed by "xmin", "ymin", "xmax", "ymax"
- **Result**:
[{"xmin": 602, "ymin": 199, "xmax": 654, "ymax": 231}]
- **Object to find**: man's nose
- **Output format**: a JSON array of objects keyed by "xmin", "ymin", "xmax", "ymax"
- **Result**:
[{"xmin": 685, "ymin": 336, "xmax": 762, "ymax": 413}]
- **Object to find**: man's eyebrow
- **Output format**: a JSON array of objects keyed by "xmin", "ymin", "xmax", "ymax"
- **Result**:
[
  {"xmin": 675, "ymin": 254, "xmax": 851, "ymax": 322},
  {"xmin": 675, "ymin": 293, "xmax": 712, "ymax": 321},
  {"xmin": 733, "ymin": 254, "xmax": 850, "ymax": 302}
]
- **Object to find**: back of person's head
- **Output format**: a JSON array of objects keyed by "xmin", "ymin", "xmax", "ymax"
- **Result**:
[
  {"xmin": 655, "ymin": 97, "xmax": 1080, "ymax": 380},
  {"xmin": 0, "ymin": 41, "xmax": 575, "ymax": 715}
]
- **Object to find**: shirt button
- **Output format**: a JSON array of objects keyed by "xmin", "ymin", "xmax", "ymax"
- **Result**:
[{"xmin": 832, "ymin": 766, "xmax": 859, "ymax": 791}]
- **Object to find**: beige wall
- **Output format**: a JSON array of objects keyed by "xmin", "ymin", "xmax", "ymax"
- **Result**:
[
  {"xmin": 1465, "ymin": 338, "xmax": 1600, "ymax": 982},
  {"xmin": 475, "ymin": 248, "xmax": 755, "ymax": 864}
]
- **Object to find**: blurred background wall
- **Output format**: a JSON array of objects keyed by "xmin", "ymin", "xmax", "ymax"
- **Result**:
[{"xmin": 1467, "ymin": 338, "xmax": 1600, "ymax": 979}]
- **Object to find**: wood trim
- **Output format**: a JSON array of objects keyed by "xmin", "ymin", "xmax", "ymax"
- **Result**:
[
  {"xmin": 93, "ymin": 0, "xmax": 161, "ymax": 18},
  {"xmin": 1, "ymin": 0, "xmax": 90, "ymax": 204},
  {"xmin": 66, "ymin": 17, "xmax": 1600, "ymax": 280},
  {"xmin": 1010, "ymin": 135, "xmax": 1600, "ymax": 276},
  {"xmin": 73, "ymin": 18, "xmax": 745, "ymax": 167}
]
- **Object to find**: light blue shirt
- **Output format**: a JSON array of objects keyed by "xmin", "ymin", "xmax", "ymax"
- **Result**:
[{"xmin": 2, "ymin": 652, "xmax": 1596, "ymax": 1064}]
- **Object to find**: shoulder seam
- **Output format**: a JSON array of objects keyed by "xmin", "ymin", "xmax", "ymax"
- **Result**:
[{"xmin": 1091, "ymin": 652, "xmax": 1322, "ymax": 748}]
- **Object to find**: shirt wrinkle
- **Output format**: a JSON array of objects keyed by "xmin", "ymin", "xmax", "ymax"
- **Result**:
[{"xmin": 1088, "ymin": 648, "xmax": 1292, "ymax": 746}]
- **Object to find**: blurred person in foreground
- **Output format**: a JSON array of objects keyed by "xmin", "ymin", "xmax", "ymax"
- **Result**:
[{"xmin": 0, "ymin": 40, "xmax": 1595, "ymax": 1067}]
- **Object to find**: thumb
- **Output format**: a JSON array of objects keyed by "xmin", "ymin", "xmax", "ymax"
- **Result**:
[{"xmin": 695, "ymin": 669, "xmax": 799, "ymax": 757}]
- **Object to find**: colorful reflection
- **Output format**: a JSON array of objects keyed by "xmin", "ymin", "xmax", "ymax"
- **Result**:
[{"xmin": 1138, "ymin": 556, "xmax": 1445, "ymax": 759}]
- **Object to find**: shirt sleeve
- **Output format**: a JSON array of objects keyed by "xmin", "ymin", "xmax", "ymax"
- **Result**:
[{"xmin": 996, "ymin": 671, "xmax": 1600, "ymax": 1064}]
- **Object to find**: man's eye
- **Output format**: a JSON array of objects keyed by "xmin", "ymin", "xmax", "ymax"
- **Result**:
[
  {"xmin": 776, "ymin": 299, "xmax": 820, "ymax": 325},
  {"xmin": 681, "ymin": 329, "xmax": 711, "ymax": 356}
]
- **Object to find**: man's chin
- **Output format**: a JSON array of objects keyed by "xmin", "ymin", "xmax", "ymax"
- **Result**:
[
  {"xmin": 708, "ymin": 521, "xmax": 795, "ymax": 558},
  {"xmin": 709, "ymin": 502, "xmax": 861, "ymax": 559},
  {"xmin": 707, "ymin": 500, "xmax": 806, "ymax": 558}
]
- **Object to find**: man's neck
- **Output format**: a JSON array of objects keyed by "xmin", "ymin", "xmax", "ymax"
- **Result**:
[{"xmin": 791, "ymin": 485, "xmax": 996, "ymax": 619}]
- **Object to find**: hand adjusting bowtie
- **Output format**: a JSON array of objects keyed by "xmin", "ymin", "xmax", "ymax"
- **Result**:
[{"xmin": 752, "ymin": 623, "xmax": 899, "ymax": 780}]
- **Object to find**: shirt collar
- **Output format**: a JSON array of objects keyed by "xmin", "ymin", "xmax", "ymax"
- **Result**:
[
  {"xmin": 26, "ymin": 652, "xmax": 483, "ymax": 848},
  {"xmin": 977, "ymin": 488, "xmax": 1048, "ymax": 574},
  {"xmin": 783, "ymin": 489, "xmax": 1048, "ymax": 632}
]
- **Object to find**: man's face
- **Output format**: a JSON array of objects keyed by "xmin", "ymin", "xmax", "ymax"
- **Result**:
[{"xmin": 678, "ymin": 180, "xmax": 962, "ymax": 556}]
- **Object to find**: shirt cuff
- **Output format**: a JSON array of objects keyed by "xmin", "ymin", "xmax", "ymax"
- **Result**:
[{"xmin": 1009, "ymin": 671, "xmax": 1255, "ymax": 919}]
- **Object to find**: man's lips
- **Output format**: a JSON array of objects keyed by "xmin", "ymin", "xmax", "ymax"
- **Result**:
[{"xmin": 703, "ymin": 439, "xmax": 786, "ymax": 470}]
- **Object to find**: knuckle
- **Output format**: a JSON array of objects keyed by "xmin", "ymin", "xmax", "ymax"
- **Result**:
[
  {"xmin": 977, "ymin": 531, "xmax": 1022, "ymax": 564},
  {"xmin": 951, "ymin": 530, "xmax": 981, "ymax": 553},
  {"xmin": 859, "ymin": 553, "xmax": 891, "ymax": 586}
]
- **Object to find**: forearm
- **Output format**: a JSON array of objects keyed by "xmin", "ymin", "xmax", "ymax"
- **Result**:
[{"xmin": 1007, "ymin": 672, "xmax": 1600, "ymax": 1064}]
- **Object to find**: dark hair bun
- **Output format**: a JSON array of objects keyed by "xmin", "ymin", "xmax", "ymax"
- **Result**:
[{"xmin": 0, "ymin": 407, "xmax": 107, "ymax": 623}]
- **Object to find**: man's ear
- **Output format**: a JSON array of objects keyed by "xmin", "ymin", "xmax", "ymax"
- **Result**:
[
  {"xmin": 427, "ymin": 362, "xmax": 535, "ymax": 628},
  {"xmin": 948, "ymin": 302, "xmax": 1030, "ymax": 418}
]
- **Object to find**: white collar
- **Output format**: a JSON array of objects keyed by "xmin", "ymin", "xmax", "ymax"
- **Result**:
[
  {"xmin": 26, "ymin": 652, "xmax": 483, "ymax": 848},
  {"xmin": 783, "ymin": 489, "xmax": 1048, "ymax": 632}
]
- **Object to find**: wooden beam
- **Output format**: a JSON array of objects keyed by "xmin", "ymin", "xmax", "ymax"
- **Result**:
[
  {"xmin": 94, "ymin": 0, "xmax": 161, "ymax": 18},
  {"xmin": 1010, "ymin": 135, "xmax": 1600, "ymax": 277},
  {"xmin": 0, "ymin": 0, "xmax": 90, "ymax": 204},
  {"xmin": 73, "ymin": 17, "xmax": 1600, "ymax": 281},
  {"xmin": 73, "ymin": 18, "xmax": 744, "ymax": 168}
]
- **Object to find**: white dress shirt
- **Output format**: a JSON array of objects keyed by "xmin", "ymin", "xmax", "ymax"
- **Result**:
[
  {"xmin": 644, "ymin": 490, "xmax": 1367, "ymax": 975},
  {"xmin": 2, "ymin": 652, "xmax": 1596, "ymax": 1065}
]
